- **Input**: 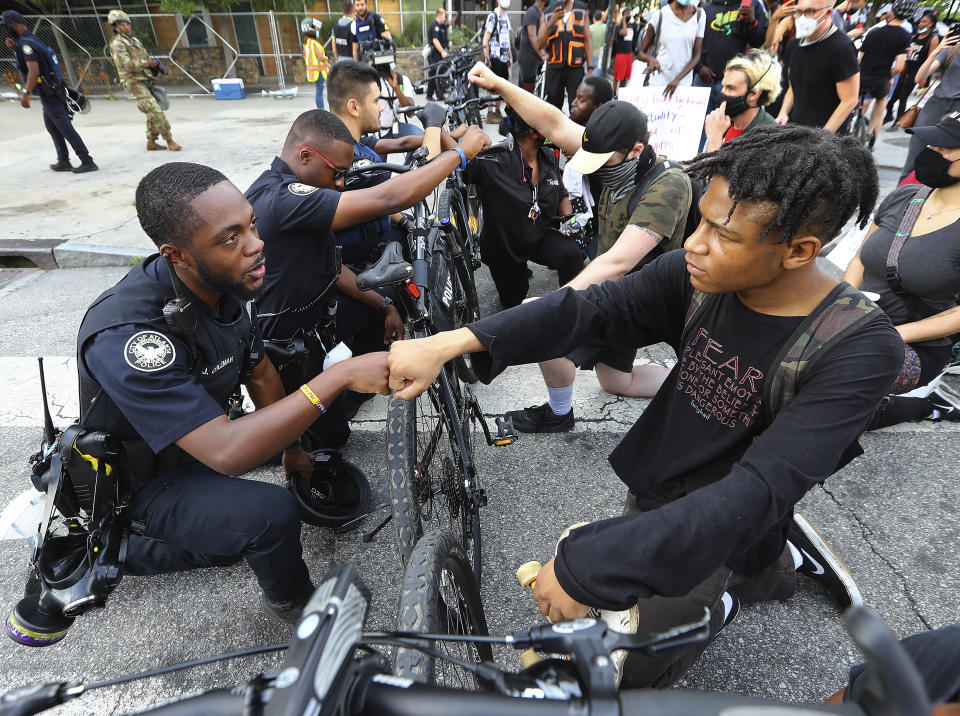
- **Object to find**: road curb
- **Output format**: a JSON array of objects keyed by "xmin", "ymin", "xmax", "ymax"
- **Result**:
[{"xmin": 53, "ymin": 243, "xmax": 148, "ymax": 268}]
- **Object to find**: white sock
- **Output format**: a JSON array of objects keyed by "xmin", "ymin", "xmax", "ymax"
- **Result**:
[
  {"xmin": 931, "ymin": 409, "xmax": 943, "ymax": 420},
  {"xmin": 787, "ymin": 540, "xmax": 803, "ymax": 570},
  {"xmin": 547, "ymin": 385, "xmax": 574, "ymax": 416},
  {"xmin": 721, "ymin": 592, "xmax": 734, "ymax": 621}
]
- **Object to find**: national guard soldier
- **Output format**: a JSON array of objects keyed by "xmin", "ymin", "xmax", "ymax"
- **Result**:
[
  {"xmin": 78, "ymin": 161, "xmax": 390, "ymax": 624},
  {"xmin": 3, "ymin": 9, "xmax": 98, "ymax": 173},
  {"xmin": 107, "ymin": 9, "xmax": 181, "ymax": 152},
  {"xmin": 332, "ymin": 0, "xmax": 358, "ymax": 62},
  {"xmin": 301, "ymin": 18, "xmax": 330, "ymax": 109}
]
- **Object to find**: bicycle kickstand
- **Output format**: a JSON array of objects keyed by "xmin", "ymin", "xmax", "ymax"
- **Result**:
[{"xmin": 468, "ymin": 391, "xmax": 518, "ymax": 446}]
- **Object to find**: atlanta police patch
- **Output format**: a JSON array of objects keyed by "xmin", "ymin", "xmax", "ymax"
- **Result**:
[
  {"xmin": 288, "ymin": 182, "xmax": 318, "ymax": 196},
  {"xmin": 124, "ymin": 331, "xmax": 176, "ymax": 372}
]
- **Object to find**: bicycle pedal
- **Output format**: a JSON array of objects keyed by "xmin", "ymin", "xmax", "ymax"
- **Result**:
[{"xmin": 494, "ymin": 416, "xmax": 518, "ymax": 445}]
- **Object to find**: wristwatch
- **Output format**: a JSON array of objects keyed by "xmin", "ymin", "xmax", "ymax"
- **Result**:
[{"xmin": 379, "ymin": 296, "xmax": 394, "ymax": 312}]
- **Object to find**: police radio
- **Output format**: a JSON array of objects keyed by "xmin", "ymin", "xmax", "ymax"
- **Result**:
[{"xmin": 161, "ymin": 252, "xmax": 199, "ymax": 364}]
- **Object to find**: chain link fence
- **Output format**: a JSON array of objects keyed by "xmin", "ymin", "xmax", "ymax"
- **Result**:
[{"xmin": 1, "ymin": 8, "xmax": 543, "ymax": 99}]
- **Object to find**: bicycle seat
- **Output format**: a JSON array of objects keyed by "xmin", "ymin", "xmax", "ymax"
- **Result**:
[{"xmin": 355, "ymin": 241, "xmax": 413, "ymax": 291}]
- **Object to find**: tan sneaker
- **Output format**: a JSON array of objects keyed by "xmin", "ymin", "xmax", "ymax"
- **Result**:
[
  {"xmin": 163, "ymin": 136, "xmax": 181, "ymax": 151},
  {"xmin": 146, "ymin": 139, "xmax": 167, "ymax": 151}
]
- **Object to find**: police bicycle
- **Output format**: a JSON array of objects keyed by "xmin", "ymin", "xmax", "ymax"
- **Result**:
[
  {"xmin": 349, "ymin": 149, "xmax": 516, "ymax": 585},
  {"xmin": 0, "ymin": 556, "xmax": 938, "ymax": 716},
  {"xmin": 417, "ymin": 46, "xmax": 485, "ymax": 119}
]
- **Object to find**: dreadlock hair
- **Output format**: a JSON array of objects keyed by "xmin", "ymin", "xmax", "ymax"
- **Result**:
[
  {"xmin": 685, "ymin": 124, "xmax": 878, "ymax": 246},
  {"xmin": 284, "ymin": 109, "xmax": 355, "ymax": 151},
  {"xmin": 135, "ymin": 162, "xmax": 228, "ymax": 249}
]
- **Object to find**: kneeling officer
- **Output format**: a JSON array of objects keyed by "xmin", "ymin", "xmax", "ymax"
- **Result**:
[{"xmin": 76, "ymin": 161, "xmax": 389, "ymax": 625}]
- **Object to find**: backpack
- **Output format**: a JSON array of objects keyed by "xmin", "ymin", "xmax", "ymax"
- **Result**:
[
  {"xmin": 681, "ymin": 282, "xmax": 881, "ymax": 426},
  {"xmin": 626, "ymin": 159, "xmax": 703, "ymax": 252}
]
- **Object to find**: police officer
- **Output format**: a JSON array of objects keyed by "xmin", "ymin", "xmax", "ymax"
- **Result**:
[
  {"xmin": 245, "ymin": 109, "xmax": 488, "ymax": 450},
  {"xmin": 301, "ymin": 18, "xmax": 330, "ymax": 109},
  {"xmin": 426, "ymin": 8, "xmax": 449, "ymax": 101},
  {"xmin": 332, "ymin": 0, "xmax": 357, "ymax": 62},
  {"xmin": 107, "ymin": 9, "xmax": 181, "ymax": 151},
  {"xmin": 353, "ymin": 0, "xmax": 391, "ymax": 46},
  {"xmin": 3, "ymin": 9, "xmax": 97, "ymax": 173},
  {"xmin": 78, "ymin": 161, "xmax": 390, "ymax": 624}
]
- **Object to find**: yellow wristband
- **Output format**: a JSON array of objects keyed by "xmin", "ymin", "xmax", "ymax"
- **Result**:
[{"xmin": 299, "ymin": 384, "xmax": 327, "ymax": 414}]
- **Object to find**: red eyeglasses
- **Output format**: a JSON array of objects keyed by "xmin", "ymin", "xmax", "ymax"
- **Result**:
[{"xmin": 297, "ymin": 144, "xmax": 349, "ymax": 181}]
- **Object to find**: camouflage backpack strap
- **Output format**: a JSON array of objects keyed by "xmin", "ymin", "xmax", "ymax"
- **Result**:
[
  {"xmin": 762, "ymin": 282, "xmax": 881, "ymax": 422},
  {"xmin": 680, "ymin": 288, "xmax": 712, "ymax": 345}
]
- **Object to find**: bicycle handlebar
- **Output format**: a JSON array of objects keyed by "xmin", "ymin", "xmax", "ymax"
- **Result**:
[{"xmin": 448, "ymin": 95, "xmax": 500, "ymax": 112}]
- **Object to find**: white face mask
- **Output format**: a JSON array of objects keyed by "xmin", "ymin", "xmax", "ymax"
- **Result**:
[
  {"xmin": 500, "ymin": 0, "xmax": 511, "ymax": 8},
  {"xmin": 794, "ymin": 10, "xmax": 826, "ymax": 39}
]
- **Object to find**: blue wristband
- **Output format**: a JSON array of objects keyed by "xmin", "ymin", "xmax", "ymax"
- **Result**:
[{"xmin": 451, "ymin": 146, "xmax": 467, "ymax": 171}]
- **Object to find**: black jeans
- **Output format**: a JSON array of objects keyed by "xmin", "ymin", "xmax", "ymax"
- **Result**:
[
  {"xmin": 485, "ymin": 230, "xmax": 584, "ymax": 309},
  {"xmin": 124, "ymin": 465, "xmax": 312, "ymax": 601},
  {"xmin": 544, "ymin": 65, "xmax": 584, "ymax": 110},
  {"xmin": 619, "ymin": 491, "xmax": 797, "ymax": 689},
  {"xmin": 40, "ymin": 92, "xmax": 91, "ymax": 162}
]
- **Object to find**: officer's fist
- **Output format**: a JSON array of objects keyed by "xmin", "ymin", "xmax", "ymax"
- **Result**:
[
  {"xmin": 468, "ymin": 61, "xmax": 499, "ymax": 90},
  {"xmin": 20, "ymin": 92, "xmax": 30, "ymax": 109},
  {"xmin": 458, "ymin": 125, "xmax": 491, "ymax": 161}
]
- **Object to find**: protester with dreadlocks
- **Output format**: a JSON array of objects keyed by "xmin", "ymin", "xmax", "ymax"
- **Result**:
[{"xmin": 386, "ymin": 123, "xmax": 904, "ymax": 687}]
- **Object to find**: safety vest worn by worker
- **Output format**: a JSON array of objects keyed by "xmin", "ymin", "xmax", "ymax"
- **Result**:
[
  {"xmin": 546, "ymin": 2, "xmax": 589, "ymax": 68},
  {"xmin": 303, "ymin": 37, "xmax": 330, "ymax": 81}
]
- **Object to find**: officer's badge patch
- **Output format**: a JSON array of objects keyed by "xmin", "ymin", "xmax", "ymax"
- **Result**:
[
  {"xmin": 124, "ymin": 331, "xmax": 176, "ymax": 372},
  {"xmin": 22, "ymin": 45, "xmax": 33, "ymax": 55},
  {"xmin": 288, "ymin": 182, "xmax": 318, "ymax": 196}
]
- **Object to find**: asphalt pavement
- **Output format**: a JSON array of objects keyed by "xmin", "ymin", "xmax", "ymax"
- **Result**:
[{"xmin": 0, "ymin": 94, "xmax": 957, "ymax": 715}]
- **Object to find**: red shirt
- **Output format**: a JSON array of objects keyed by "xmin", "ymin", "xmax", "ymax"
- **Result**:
[{"xmin": 723, "ymin": 125, "xmax": 746, "ymax": 143}]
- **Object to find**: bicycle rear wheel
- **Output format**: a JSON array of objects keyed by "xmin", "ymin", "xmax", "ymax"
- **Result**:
[
  {"xmin": 387, "ymin": 381, "xmax": 474, "ymax": 568},
  {"xmin": 393, "ymin": 529, "xmax": 493, "ymax": 687}
]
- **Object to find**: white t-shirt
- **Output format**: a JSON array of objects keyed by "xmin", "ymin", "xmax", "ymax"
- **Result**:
[
  {"xmin": 646, "ymin": 5, "xmax": 705, "ymax": 87},
  {"xmin": 379, "ymin": 73, "xmax": 413, "ymax": 129}
]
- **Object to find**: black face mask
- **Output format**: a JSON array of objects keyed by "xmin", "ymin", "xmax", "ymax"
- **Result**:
[
  {"xmin": 719, "ymin": 91, "xmax": 751, "ymax": 117},
  {"xmin": 914, "ymin": 147, "xmax": 960, "ymax": 188}
]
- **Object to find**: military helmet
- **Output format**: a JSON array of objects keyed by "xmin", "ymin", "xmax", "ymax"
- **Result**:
[{"xmin": 107, "ymin": 9, "xmax": 130, "ymax": 25}]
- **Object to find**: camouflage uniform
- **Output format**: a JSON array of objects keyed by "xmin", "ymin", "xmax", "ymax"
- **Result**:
[
  {"xmin": 110, "ymin": 32, "xmax": 171, "ymax": 140},
  {"xmin": 595, "ymin": 158, "xmax": 692, "ymax": 265}
]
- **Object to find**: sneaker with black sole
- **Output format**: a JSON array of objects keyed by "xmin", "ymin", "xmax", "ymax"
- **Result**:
[
  {"xmin": 716, "ymin": 591, "xmax": 740, "ymax": 637},
  {"xmin": 502, "ymin": 402, "xmax": 574, "ymax": 433},
  {"xmin": 928, "ymin": 387, "xmax": 960, "ymax": 421},
  {"xmin": 72, "ymin": 159, "xmax": 99, "ymax": 174},
  {"xmin": 789, "ymin": 514, "xmax": 862, "ymax": 608},
  {"xmin": 50, "ymin": 160, "xmax": 73, "ymax": 171},
  {"xmin": 261, "ymin": 584, "xmax": 314, "ymax": 626}
]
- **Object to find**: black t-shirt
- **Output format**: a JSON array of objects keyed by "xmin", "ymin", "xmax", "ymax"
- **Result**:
[
  {"xmin": 700, "ymin": 0, "xmax": 769, "ymax": 76},
  {"xmin": 615, "ymin": 23, "xmax": 637, "ymax": 55},
  {"xmin": 245, "ymin": 157, "xmax": 342, "ymax": 342},
  {"xmin": 463, "ymin": 141, "xmax": 568, "ymax": 265},
  {"xmin": 467, "ymin": 250, "xmax": 903, "ymax": 609},
  {"xmin": 860, "ymin": 185, "xmax": 960, "ymax": 346},
  {"xmin": 786, "ymin": 30, "xmax": 859, "ymax": 128},
  {"xmin": 428, "ymin": 20, "xmax": 448, "ymax": 59},
  {"xmin": 905, "ymin": 29, "xmax": 939, "ymax": 75},
  {"xmin": 859, "ymin": 23, "xmax": 910, "ymax": 86},
  {"xmin": 519, "ymin": 4, "xmax": 543, "ymax": 63}
]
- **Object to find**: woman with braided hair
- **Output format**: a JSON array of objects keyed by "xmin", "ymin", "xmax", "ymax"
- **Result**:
[{"xmin": 387, "ymin": 123, "xmax": 904, "ymax": 687}]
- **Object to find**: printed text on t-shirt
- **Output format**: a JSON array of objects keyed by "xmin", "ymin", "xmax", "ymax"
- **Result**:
[{"xmin": 676, "ymin": 327, "xmax": 762, "ymax": 428}]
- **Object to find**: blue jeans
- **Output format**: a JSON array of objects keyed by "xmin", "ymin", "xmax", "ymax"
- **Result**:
[
  {"xmin": 692, "ymin": 75, "xmax": 723, "ymax": 153},
  {"xmin": 313, "ymin": 76, "xmax": 325, "ymax": 109},
  {"xmin": 592, "ymin": 54, "xmax": 601, "ymax": 77}
]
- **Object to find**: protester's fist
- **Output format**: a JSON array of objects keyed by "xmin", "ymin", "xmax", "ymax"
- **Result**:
[
  {"xmin": 775, "ymin": 112, "xmax": 789, "ymax": 125},
  {"xmin": 341, "ymin": 351, "xmax": 390, "ymax": 395},
  {"xmin": 468, "ymin": 61, "xmax": 500, "ymax": 90},
  {"xmin": 458, "ymin": 125, "xmax": 491, "ymax": 160},
  {"xmin": 417, "ymin": 101, "xmax": 447, "ymax": 128},
  {"xmin": 388, "ymin": 335, "xmax": 446, "ymax": 401}
]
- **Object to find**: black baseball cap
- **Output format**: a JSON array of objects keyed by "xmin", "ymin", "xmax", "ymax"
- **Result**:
[
  {"xmin": 2, "ymin": 10, "xmax": 28, "ymax": 25},
  {"xmin": 567, "ymin": 101, "xmax": 649, "ymax": 175},
  {"xmin": 907, "ymin": 110, "xmax": 960, "ymax": 148}
]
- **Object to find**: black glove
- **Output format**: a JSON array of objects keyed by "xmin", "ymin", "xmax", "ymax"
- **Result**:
[{"xmin": 417, "ymin": 102, "xmax": 447, "ymax": 128}]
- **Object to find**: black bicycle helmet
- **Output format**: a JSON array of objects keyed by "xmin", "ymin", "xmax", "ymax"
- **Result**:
[
  {"xmin": 892, "ymin": 0, "xmax": 918, "ymax": 20},
  {"xmin": 287, "ymin": 450, "xmax": 371, "ymax": 529}
]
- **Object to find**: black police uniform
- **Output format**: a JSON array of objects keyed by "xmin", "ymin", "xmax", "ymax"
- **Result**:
[
  {"xmin": 336, "ymin": 139, "xmax": 399, "ymax": 267},
  {"xmin": 333, "ymin": 15, "xmax": 356, "ymax": 60},
  {"xmin": 77, "ymin": 255, "xmax": 312, "ymax": 602},
  {"xmin": 354, "ymin": 10, "xmax": 387, "ymax": 46},
  {"xmin": 427, "ymin": 19, "xmax": 448, "ymax": 99},
  {"xmin": 11, "ymin": 29, "xmax": 93, "ymax": 165},
  {"xmin": 246, "ymin": 157, "xmax": 388, "ymax": 449},
  {"xmin": 463, "ymin": 138, "xmax": 584, "ymax": 308}
]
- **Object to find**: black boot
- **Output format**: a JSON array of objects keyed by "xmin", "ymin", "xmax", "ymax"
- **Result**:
[
  {"xmin": 50, "ymin": 160, "xmax": 74, "ymax": 171},
  {"xmin": 72, "ymin": 158, "xmax": 99, "ymax": 174}
]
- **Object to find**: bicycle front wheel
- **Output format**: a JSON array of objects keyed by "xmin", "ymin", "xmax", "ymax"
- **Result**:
[
  {"xmin": 387, "ymin": 385, "xmax": 472, "ymax": 567},
  {"xmin": 393, "ymin": 529, "xmax": 493, "ymax": 687}
]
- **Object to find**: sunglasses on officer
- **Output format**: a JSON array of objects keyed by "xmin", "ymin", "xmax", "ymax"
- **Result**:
[{"xmin": 297, "ymin": 144, "xmax": 350, "ymax": 182}]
